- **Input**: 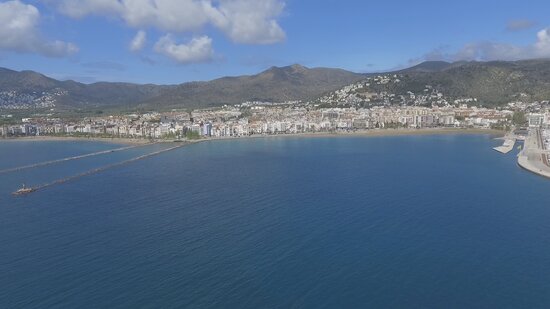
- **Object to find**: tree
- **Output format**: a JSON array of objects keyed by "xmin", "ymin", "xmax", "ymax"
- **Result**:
[
  {"xmin": 512, "ymin": 111, "xmax": 527, "ymax": 125},
  {"xmin": 185, "ymin": 130, "xmax": 200, "ymax": 140}
]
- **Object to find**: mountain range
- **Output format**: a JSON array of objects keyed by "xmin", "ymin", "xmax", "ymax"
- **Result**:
[
  {"xmin": 1, "ymin": 59, "xmax": 550, "ymax": 111},
  {"xmin": 0, "ymin": 64, "xmax": 363, "ymax": 111}
]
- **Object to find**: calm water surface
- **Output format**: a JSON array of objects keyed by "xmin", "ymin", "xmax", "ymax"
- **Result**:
[{"xmin": 1, "ymin": 135, "xmax": 550, "ymax": 308}]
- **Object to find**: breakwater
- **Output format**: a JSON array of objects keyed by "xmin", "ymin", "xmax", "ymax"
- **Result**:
[
  {"xmin": 0, "ymin": 144, "xmax": 152, "ymax": 175},
  {"xmin": 15, "ymin": 143, "xmax": 187, "ymax": 195}
]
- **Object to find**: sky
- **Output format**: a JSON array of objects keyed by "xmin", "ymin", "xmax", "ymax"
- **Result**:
[{"xmin": 0, "ymin": 0, "xmax": 549, "ymax": 84}]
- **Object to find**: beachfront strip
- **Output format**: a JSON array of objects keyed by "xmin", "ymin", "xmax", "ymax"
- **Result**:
[{"xmin": 0, "ymin": 105, "xmax": 522, "ymax": 139}]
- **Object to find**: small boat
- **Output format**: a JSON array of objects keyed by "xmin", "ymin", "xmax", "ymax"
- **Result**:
[{"xmin": 12, "ymin": 184, "xmax": 35, "ymax": 196}]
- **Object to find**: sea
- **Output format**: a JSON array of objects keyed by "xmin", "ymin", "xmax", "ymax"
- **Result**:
[{"xmin": 1, "ymin": 134, "xmax": 550, "ymax": 308}]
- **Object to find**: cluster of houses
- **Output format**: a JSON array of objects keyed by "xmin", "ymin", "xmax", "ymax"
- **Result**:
[
  {"xmin": 0, "ymin": 105, "xmax": 522, "ymax": 139},
  {"xmin": 314, "ymin": 74, "xmax": 478, "ymax": 107},
  {"xmin": 0, "ymin": 90, "xmax": 64, "ymax": 109}
]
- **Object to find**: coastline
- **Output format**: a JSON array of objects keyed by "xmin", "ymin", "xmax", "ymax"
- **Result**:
[
  {"xmin": 0, "ymin": 128, "xmax": 505, "ymax": 145},
  {"xmin": 209, "ymin": 128, "xmax": 505, "ymax": 142},
  {"xmin": 517, "ymin": 154, "xmax": 550, "ymax": 179},
  {"xmin": 517, "ymin": 128, "xmax": 550, "ymax": 179},
  {"xmin": 266, "ymin": 128, "xmax": 503, "ymax": 138}
]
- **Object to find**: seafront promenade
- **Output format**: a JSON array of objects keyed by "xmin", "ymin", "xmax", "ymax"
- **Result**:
[{"xmin": 517, "ymin": 129, "xmax": 550, "ymax": 178}]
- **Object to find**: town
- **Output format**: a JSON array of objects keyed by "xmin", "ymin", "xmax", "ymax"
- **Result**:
[
  {"xmin": 2, "ymin": 73, "xmax": 550, "ymax": 140},
  {"xmin": 0, "ymin": 104, "xmax": 513, "ymax": 139}
]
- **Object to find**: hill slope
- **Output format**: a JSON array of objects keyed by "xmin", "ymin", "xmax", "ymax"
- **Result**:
[
  {"xmin": 322, "ymin": 59, "xmax": 550, "ymax": 106},
  {"xmin": 143, "ymin": 64, "xmax": 365, "ymax": 108},
  {"xmin": 394, "ymin": 59, "xmax": 550, "ymax": 105},
  {"xmin": 2, "ymin": 59, "xmax": 550, "ymax": 110},
  {"xmin": 0, "ymin": 64, "xmax": 363, "ymax": 110}
]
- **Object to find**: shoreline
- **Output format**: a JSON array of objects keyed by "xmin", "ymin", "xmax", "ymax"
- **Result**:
[
  {"xmin": 0, "ymin": 128, "xmax": 505, "ymax": 145},
  {"xmin": 517, "ymin": 154, "xmax": 550, "ymax": 179},
  {"xmin": 250, "ymin": 128, "xmax": 504, "ymax": 139},
  {"xmin": 516, "ymin": 128, "xmax": 550, "ymax": 179},
  {"xmin": 0, "ymin": 136, "xmax": 154, "ymax": 145},
  {"xmin": 207, "ymin": 128, "xmax": 505, "ymax": 142}
]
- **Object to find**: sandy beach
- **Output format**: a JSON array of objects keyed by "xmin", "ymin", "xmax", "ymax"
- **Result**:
[
  {"xmin": 0, "ymin": 128, "xmax": 505, "ymax": 145},
  {"xmin": 275, "ymin": 128, "xmax": 504, "ymax": 138},
  {"xmin": 209, "ymin": 128, "xmax": 505, "ymax": 142}
]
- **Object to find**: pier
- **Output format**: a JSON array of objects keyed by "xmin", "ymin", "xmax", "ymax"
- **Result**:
[
  {"xmin": 12, "ymin": 142, "xmax": 189, "ymax": 195},
  {"xmin": 493, "ymin": 138, "xmax": 516, "ymax": 154}
]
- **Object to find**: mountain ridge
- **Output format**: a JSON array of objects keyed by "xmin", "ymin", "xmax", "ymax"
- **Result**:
[
  {"xmin": 2, "ymin": 59, "xmax": 550, "ymax": 110},
  {"xmin": 0, "ymin": 64, "xmax": 364, "ymax": 110}
]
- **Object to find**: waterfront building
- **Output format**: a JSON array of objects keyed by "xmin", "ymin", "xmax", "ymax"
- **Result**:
[
  {"xmin": 202, "ymin": 122, "xmax": 212, "ymax": 136},
  {"xmin": 529, "ymin": 113, "xmax": 545, "ymax": 128}
]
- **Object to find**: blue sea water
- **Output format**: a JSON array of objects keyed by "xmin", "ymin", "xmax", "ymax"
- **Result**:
[{"xmin": 1, "ymin": 134, "xmax": 550, "ymax": 308}]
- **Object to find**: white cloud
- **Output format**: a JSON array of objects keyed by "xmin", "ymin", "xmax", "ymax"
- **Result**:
[
  {"xmin": 154, "ymin": 35, "xmax": 214, "ymax": 64},
  {"xmin": 210, "ymin": 0, "xmax": 286, "ymax": 44},
  {"xmin": 56, "ymin": 0, "xmax": 124, "ymax": 18},
  {"xmin": 56, "ymin": 0, "xmax": 211, "ymax": 31},
  {"xmin": 53, "ymin": 0, "xmax": 286, "ymax": 44},
  {"xmin": 506, "ymin": 19, "xmax": 537, "ymax": 32},
  {"xmin": 453, "ymin": 42, "xmax": 525, "ymax": 61},
  {"xmin": 49, "ymin": 0, "xmax": 286, "ymax": 62},
  {"xmin": 534, "ymin": 28, "xmax": 550, "ymax": 56},
  {"xmin": 122, "ymin": 0, "xmax": 212, "ymax": 32},
  {"xmin": 0, "ymin": 0, "xmax": 78, "ymax": 57},
  {"xmin": 130, "ymin": 30, "xmax": 147, "ymax": 51},
  {"xmin": 414, "ymin": 27, "xmax": 550, "ymax": 63}
]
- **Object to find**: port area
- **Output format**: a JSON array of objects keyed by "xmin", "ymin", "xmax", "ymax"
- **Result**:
[{"xmin": 517, "ymin": 128, "xmax": 550, "ymax": 179}]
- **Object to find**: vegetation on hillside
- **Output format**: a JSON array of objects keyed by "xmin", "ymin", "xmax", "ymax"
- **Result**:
[{"xmin": 2, "ymin": 59, "xmax": 550, "ymax": 112}]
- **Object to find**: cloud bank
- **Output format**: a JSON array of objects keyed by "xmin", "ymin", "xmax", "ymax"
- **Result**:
[
  {"xmin": 0, "ymin": 0, "xmax": 78, "ymax": 57},
  {"xmin": 52, "ymin": 0, "xmax": 286, "ymax": 63},
  {"xmin": 414, "ymin": 27, "xmax": 550, "ymax": 64}
]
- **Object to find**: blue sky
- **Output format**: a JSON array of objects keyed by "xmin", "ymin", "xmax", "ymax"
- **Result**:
[{"xmin": 0, "ymin": 0, "xmax": 549, "ymax": 84}]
